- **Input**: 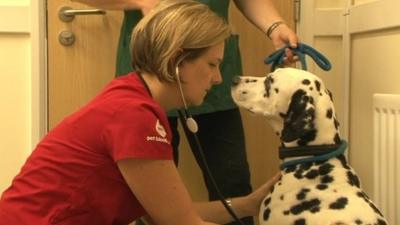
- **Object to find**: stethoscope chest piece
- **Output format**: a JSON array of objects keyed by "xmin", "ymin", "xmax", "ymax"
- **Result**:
[{"xmin": 186, "ymin": 117, "xmax": 198, "ymax": 133}]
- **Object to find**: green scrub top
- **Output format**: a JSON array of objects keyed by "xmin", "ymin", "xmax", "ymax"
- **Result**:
[{"xmin": 115, "ymin": 0, "xmax": 243, "ymax": 116}]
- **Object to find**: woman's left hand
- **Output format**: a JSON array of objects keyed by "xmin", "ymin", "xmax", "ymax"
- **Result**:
[{"xmin": 245, "ymin": 172, "xmax": 281, "ymax": 216}]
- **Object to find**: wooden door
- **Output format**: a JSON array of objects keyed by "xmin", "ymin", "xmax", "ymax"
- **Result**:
[{"xmin": 47, "ymin": 0, "xmax": 123, "ymax": 129}]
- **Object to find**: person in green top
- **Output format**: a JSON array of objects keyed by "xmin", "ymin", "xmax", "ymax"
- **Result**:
[{"xmin": 76, "ymin": 1, "xmax": 298, "ymax": 225}]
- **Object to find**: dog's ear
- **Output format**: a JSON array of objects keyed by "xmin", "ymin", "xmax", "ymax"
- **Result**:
[{"xmin": 281, "ymin": 89, "xmax": 316, "ymax": 145}]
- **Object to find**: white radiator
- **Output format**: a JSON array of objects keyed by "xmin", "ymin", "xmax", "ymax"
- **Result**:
[{"xmin": 373, "ymin": 93, "xmax": 400, "ymax": 225}]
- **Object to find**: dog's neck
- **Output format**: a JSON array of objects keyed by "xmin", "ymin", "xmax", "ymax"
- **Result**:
[{"xmin": 272, "ymin": 89, "xmax": 341, "ymax": 148}]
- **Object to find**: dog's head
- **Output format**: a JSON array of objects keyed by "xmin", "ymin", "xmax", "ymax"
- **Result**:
[{"xmin": 231, "ymin": 68, "xmax": 340, "ymax": 147}]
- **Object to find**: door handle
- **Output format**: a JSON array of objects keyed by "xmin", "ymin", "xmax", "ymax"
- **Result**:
[{"xmin": 59, "ymin": 6, "xmax": 106, "ymax": 22}]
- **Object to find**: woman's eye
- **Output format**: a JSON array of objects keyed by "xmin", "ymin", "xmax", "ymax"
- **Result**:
[{"xmin": 209, "ymin": 63, "xmax": 217, "ymax": 67}]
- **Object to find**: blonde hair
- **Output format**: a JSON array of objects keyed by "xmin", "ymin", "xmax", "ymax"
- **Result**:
[{"xmin": 130, "ymin": 0, "xmax": 231, "ymax": 82}]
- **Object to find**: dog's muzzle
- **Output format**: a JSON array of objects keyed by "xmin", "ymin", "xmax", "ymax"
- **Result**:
[{"xmin": 231, "ymin": 76, "xmax": 241, "ymax": 87}]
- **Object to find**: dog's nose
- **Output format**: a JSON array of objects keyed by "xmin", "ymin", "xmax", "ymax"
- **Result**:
[{"xmin": 231, "ymin": 76, "xmax": 241, "ymax": 86}]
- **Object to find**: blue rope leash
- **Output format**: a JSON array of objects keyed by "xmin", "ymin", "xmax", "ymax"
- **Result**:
[
  {"xmin": 280, "ymin": 141, "xmax": 347, "ymax": 169},
  {"xmin": 264, "ymin": 42, "xmax": 332, "ymax": 72}
]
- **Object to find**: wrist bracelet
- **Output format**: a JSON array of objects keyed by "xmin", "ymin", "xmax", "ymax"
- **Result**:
[
  {"xmin": 266, "ymin": 21, "xmax": 285, "ymax": 39},
  {"xmin": 225, "ymin": 198, "xmax": 232, "ymax": 207}
]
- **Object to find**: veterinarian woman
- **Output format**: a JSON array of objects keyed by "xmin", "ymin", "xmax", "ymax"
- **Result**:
[
  {"xmin": 0, "ymin": 1, "xmax": 280, "ymax": 225},
  {"xmin": 70, "ymin": 1, "xmax": 297, "ymax": 225}
]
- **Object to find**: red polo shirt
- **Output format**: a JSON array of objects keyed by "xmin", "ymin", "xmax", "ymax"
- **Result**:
[{"xmin": 0, "ymin": 72, "xmax": 173, "ymax": 225}]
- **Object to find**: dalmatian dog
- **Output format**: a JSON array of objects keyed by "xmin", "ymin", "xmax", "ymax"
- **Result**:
[{"xmin": 231, "ymin": 68, "xmax": 388, "ymax": 225}]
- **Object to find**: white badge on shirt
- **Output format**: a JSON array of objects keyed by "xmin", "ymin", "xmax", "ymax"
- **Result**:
[
  {"xmin": 156, "ymin": 119, "xmax": 167, "ymax": 138},
  {"xmin": 145, "ymin": 119, "xmax": 169, "ymax": 144}
]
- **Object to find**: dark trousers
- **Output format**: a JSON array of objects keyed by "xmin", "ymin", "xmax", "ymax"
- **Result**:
[{"xmin": 137, "ymin": 108, "xmax": 253, "ymax": 225}]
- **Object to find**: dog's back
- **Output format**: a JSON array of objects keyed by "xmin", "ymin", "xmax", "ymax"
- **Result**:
[{"xmin": 260, "ymin": 156, "xmax": 387, "ymax": 225}]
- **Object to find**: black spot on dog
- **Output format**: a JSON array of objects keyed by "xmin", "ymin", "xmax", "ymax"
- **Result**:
[
  {"xmin": 316, "ymin": 184, "xmax": 328, "ymax": 190},
  {"xmin": 264, "ymin": 197, "xmax": 271, "ymax": 206},
  {"xmin": 315, "ymin": 159, "xmax": 328, "ymax": 166},
  {"xmin": 281, "ymin": 90, "xmax": 316, "ymax": 145},
  {"xmin": 334, "ymin": 133, "xmax": 341, "ymax": 144},
  {"xmin": 314, "ymin": 80, "xmax": 321, "ymax": 92},
  {"xmin": 280, "ymin": 195, "xmax": 284, "ymax": 200},
  {"xmin": 309, "ymin": 97, "xmax": 314, "ymax": 105},
  {"xmin": 290, "ymin": 198, "xmax": 321, "ymax": 215},
  {"xmin": 329, "ymin": 197, "xmax": 348, "ymax": 209},
  {"xmin": 302, "ymin": 79, "xmax": 311, "ymax": 85},
  {"xmin": 297, "ymin": 188, "xmax": 310, "ymax": 200},
  {"xmin": 377, "ymin": 218, "xmax": 387, "ymax": 225},
  {"xmin": 334, "ymin": 118, "xmax": 340, "ymax": 129},
  {"xmin": 309, "ymin": 87, "xmax": 313, "ymax": 91},
  {"xmin": 355, "ymin": 219, "xmax": 363, "ymax": 225},
  {"xmin": 297, "ymin": 128, "xmax": 317, "ymax": 146},
  {"xmin": 275, "ymin": 88, "xmax": 279, "ymax": 93},
  {"xmin": 263, "ymin": 208, "xmax": 271, "ymax": 221},
  {"xmin": 294, "ymin": 166, "xmax": 307, "ymax": 179},
  {"xmin": 357, "ymin": 191, "xmax": 369, "ymax": 202},
  {"xmin": 270, "ymin": 185, "xmax": 275, "ymax": 194},
  {"xmin": 264, "ymin": 76, "xmax": 274, "ymax": 97},
  {"xmin": 284, "ymin": 165, "xmax": 297, "ymax": 173},
  {"xmin": 283, "ymin": 210, "xmax": 290, "ymax": 215},
  {"xmin": 299, "ymin": 163, "xmax": 313, "ymax": 172},
  {"xmin": 326, "ymin": 89, "xmax": 333, "ymax": 101},
  {"xmin": 326, "ymin": 108, "xmax": 333, "ymax": 118},
  {"xmin": 294, "ymin": 218, "xmax": 306, "ymax": 225},
  {"xmin": 336, "ymin": 155, "xmax": 351, "ymax": 169},
  {"xmin": 347, "ymin": 171, "xmax": 361, "ymax": 188},
  {"xmin": 321, "ymin": 175, "xmax": 334, "ymax": 183},
  {"xmin": 245, "ymin": 78, "xmax": 257, "ymax": 83},
  {"xmin": 318, "ymin": 163, "xmax": 334, "ymax": 176},
  {"xmin": 369, "ymin": 202, "xmax": 384, "ymax": 217},
  {"xmin": 305, "ymin": 169, "xmax": 319, "ymax": 179},
  {"xmin": 294, "ymin": 171, "xmax": 303, "ymax": 179}
]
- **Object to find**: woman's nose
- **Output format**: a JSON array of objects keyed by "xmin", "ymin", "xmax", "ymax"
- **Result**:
[{"xmin": 213, "ymin": 70, "xmax": 223, "ymax": 85}]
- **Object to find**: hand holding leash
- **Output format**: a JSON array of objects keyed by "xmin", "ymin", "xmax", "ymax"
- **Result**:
[{"xmin": 264, "ymin": 42, "xmax": 332, "ymax": 72}]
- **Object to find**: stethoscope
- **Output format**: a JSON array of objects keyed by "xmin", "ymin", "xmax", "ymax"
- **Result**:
[
  {"xmin": 175, "ymin": 67, "xmax": 246, "ymax": 225},
  {"xmin": 176, "ymin": 42, "xmax": 332, "ymax": 224}
]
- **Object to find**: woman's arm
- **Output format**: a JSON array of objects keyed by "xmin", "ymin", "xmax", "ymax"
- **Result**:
[
  {"xmin": 117, "ymin": 158, "xmax": 217, "ymax": 225},
  {"xmin": 140, "ymin": 172, "xmax": 280, "ymax": 225},
  {"xmin": 233, "ymin": 0, "xmax": 298, "ymax": 48},
  {"xmin": 193, "ymin": 172, "xmax": 280, "ymax": 224}
]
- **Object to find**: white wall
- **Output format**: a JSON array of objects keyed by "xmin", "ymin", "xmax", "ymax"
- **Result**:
[
  {"xmin": 0, "ymin": 0, "xmax": 46, "ymax": 193},
  {"xmin": 0, "ymin": 34, "xmax": 31, "ymax": 192},
  {"xmin": 300, "ymin": 0, "xmax": 400, "ymax": 199}
]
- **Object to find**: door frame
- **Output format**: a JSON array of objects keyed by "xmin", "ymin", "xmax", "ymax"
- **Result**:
[
  {"xmin": 297, "ymin": 0, "xmax": 350, "ymax": 141},
  {"xmin": 31, "ymin": 0, "xmax": 47, "ymax": 147}
]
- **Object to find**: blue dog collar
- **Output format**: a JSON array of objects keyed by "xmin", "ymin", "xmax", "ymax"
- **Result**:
[
  {"xmin": 265, "ymin": 43, "xmax": 332, "ymax": 72},
  {"xmin": 280, "ymin": 140, "xmax": 348, "ymax": 169}
]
